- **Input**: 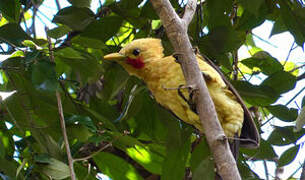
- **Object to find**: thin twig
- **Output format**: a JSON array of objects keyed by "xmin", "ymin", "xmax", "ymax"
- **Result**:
[
  {"xmin": 73, "ymin": 143, "xmax": 112, "ymax": 162},
  {"xmin": 233, "ymin": 51, "xmax": 238, "ymax": 80},
  {"xmin": 56, "ymin": 92, "xmax": 76, "ymax": 180},
  {"xmin": 251, "ymin": 33, "xmax": 278, "ymax": 48},
  {"xmin": 150, "ymin": 1, "xmax": 241, "ymax": 179},
  {"xmin": 45, "ymin": 27, "xmax": 76, "ymax": 180},
  {"xmin": 283, "ymin": 41, "xmax": 295, "ymax": 66},
  {"xmin": 55, "ymin": 0, "xmax": 61, "ymax": 10},
  {"xmin": 289, "ymin": 63, "xmax": 305, "ymax": 73},
  {"xmin": 263, "ymin": 160, "xmax": 269, "ymax": 180}
]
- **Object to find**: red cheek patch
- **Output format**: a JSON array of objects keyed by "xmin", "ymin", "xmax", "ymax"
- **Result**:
[{"xmin": 126, "ymin": 57, "xmax": 145, "ymax": 69}]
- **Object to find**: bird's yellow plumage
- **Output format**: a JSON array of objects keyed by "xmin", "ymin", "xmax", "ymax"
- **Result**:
[{"xmin": 104, "ymin": 38, "xmax": 244, "ymax": 138}]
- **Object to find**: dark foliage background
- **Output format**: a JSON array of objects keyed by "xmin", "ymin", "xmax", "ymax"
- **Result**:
[{"xmin": 0, "ymin": 0, "xmax": 305, "ymax": 179}]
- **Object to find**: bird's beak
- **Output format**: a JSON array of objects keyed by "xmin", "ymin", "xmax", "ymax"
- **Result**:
[{"xmin": 103, "ymin": 53, "xmax": 126, "ymax": 61}]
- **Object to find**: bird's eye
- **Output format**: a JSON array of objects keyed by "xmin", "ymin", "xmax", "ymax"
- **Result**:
[{"xmin": 132, "ymin": 48, "xmax": 140, "ymax": 56}]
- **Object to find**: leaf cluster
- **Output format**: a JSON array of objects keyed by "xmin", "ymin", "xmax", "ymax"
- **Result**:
[{"xmin": 0, "ymin": 0, "xmax": 304, "ymax": 179}]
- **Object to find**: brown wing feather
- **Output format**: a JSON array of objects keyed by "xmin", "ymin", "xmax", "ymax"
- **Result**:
[{"xmin": 199, "ymin": 53, "xmax": 260, "ymax": 148}]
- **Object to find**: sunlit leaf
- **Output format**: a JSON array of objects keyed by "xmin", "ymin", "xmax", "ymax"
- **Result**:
[
  {"xmin": 241, "ymin": 51, "xmax": 283, "ymax": 75},
  {"xmin": 94, "ymin": 152, "xmax": 144, "ymax": 180},
  {"xmin": 126, "ymin": 144, "xmax": 163, "ymax": 174}
]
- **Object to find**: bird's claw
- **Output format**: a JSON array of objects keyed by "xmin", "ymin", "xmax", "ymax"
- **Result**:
[{"xmin": 177, "ymin": 84, "xmax": 197, "ymax": 114}]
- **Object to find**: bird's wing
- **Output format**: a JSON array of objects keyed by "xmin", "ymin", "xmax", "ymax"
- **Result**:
[{"xmin": 197, "ymin": 53, "xmax": 260, "ymax": 148}]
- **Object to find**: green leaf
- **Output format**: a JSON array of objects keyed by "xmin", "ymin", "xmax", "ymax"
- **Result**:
[
  {"xmin": 53, "ymin": 6, "xmax": 95, "ymax": 31},
  {"xmin": 261, "ymin": 71, "xmax": 296, "ymax": 95},
  {"xmin": 199, "ymin": 26, "xmax": 246, "ymax": 54},
  {"xmin": 74, "ymin": 162, "xmax": 96, "ymax": 180},
  {"xmin": 31, "ymin": 61, "xmax": 59, "ymax": 92},
  {"xmin": 0, "ymin": 138, "xmax": 4, "ymax": 159},
  {"xmin": 270, "ymin": 16, "xmax": 287, "ymax": 37},
  {"xmin": 268, "ymin": 126, "xmax": 300, "ymax": 146},
  {"xmin": 47, "ymin": 25, "xmax": 72, "ymax": 39},
  {"xmin": 190, "ymin": 138, "xmax": 215, "ymax": 180},
  {"xmin": 0, "ymin": 23, "xmax": 32, "ymax": 46},
  {"xmin": 238, "ymin": 159, "xmax": 260, "ymax": 179},
  {"xmin": 140, "ymin": 1, "xmax": 159, "ymax": 19},
  {"xmin": 125, "ymin": 88, "xmax": 168, "ymax": 141},
  {"xmin": 0, "ymin": 122, "xmax": 15, "ymax": 157},
  {"xmin": 267, "ymin": 105, "xmax": 298, "ymax": 122},
  {"xmin": 56, "ymin": 47, "xmax": 102, "ymax": 83},
  {"xmin": 71, "ymin": 35, "xmax": 106, "ymax": 49},
  {"xmin": 278, "ymin": 145, "xmax": 300, "ymax": 167},
  {"xmin": 198, "ymin": 26, "xmax": 245, "ymax": 70},
  {"xmin": 240, "ymin": 139, "xmax": 277, "ymax": 160},
  {"xmin": 109, "ymin": 0, "xmax": 145, "ymax": 28},
  {"xmin": 235, "ymin": 2, "xmax": 267, "ymax": 31},
  {"xmin": 161, "ymin": 122, "xmax": 192, "ymax": 180},
  {"xmin": 241, "ymin": 51, "xmax": 283, "ymax": 75},
  {"xmin": 239, "ymin": 0, "xmax": 265, "ymax": 17},
  {"xmin": 0, "ymin": 0, "xmax": 21, "ymax": 22},
  {"xmin": 231, "ymin": 80, "xmax": 278, "ymax": 106},
  {"xmin": 108, "ymin": 132, "xmax": 165, "ymax": 174},
  {"xmin": 0, "ymin": 158, "xmax": 18, "ymax": 177},
  {"xmin": 85, "ymin": 108, "xmax": 117, "ymax": 131},
  {"xmin": 100, "ymin": 63, "xmax": 129, "ymax": 100},
  {"xmin": 68, "ymin": 0, "xmax": 92, "ymax": 8},
  {"xmin": 36, "ymin": 157, "xmax": 70, "ymax": 179},
  {"xmin": 94, "ymin": 152, "xmax": 144, "ymax": 180},
  {"xmin": 81, "ymin": 15, "xmax": 123, "ymax": 42},
  {"xmin": 205, "ymin": 0, "xmax": 232, "ymax": 30},
  {"xmin": 34, "ymin": 154, "xmax": 53, "ymax": 164},
  {"xmin": 278, "ymin": 0, "xmax": 305, "ymax": 46},
  {"xmin": 126, "ymin": 144, "xmax": 163, "ymax": 174},
  {"xmin": 65, "ymin": 115, "xmax": 97, "ymax": 132}
]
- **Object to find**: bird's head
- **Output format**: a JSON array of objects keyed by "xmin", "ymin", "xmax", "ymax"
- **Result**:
[{"xmin": 103, "ymin": 38, "xmax": 164, "ymax": 76}]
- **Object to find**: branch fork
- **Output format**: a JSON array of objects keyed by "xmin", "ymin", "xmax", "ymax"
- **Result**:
[{"xmin": 150, "ymin": 1, "xmax": 242, "ymax": 179}]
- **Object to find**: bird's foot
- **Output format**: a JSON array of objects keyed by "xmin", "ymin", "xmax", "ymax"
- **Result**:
[
  {"xmin": 162, "ymin": 84, "xmax": 198, "ymax": 113},
  {"xmin": 177, "ymin": 85, "xmax": 197, "ymax": 113}
]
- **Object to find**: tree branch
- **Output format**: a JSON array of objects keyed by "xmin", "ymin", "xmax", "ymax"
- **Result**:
[
  {"xmin": 150, "ymin": 0, "xmax": 241, "ymax": 179},
  {"xmin": 182, "ymin": 0, "xmax": 196, "ymax": 27},
  {"xmin": 45, "ymin": 27, "xmax": 76, "ymax": 180}
]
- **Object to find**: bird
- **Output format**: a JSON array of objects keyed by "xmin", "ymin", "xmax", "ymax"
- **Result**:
[{"xmin": 103, "ymin": 38, "xmax": 259, "ymax": 149}]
